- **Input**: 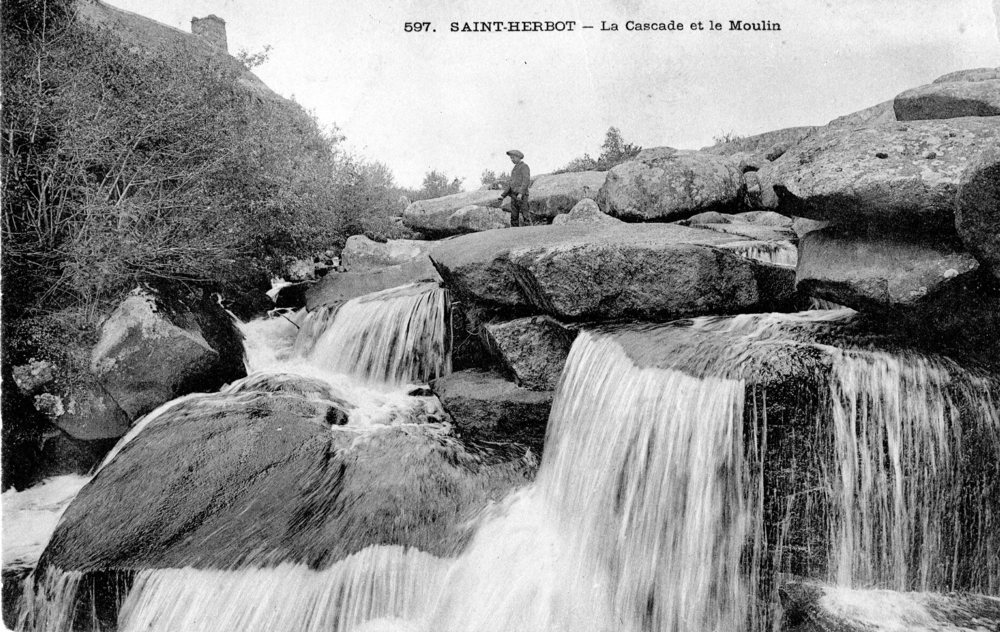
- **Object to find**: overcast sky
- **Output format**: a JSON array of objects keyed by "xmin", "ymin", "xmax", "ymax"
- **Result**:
[{"xmin": 105, "ymin": 0, "xmax": 999, "ymax": 189}]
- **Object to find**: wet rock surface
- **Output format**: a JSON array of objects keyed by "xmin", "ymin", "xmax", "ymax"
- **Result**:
[
  {"xmin": 483, "ymin": 316, "xmax": 577, "ymax": 391},
  {"xmin": 431, "ymin": 369, "xmax": 552, "ymax": 453},
  {"xmin": 38, "ymin": 377, "xmax": 534, "ymax": 576}
]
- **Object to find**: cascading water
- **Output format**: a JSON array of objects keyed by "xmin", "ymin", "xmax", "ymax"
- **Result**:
[
  {"xmin": 823, "ymin": 350, "xmax": 1000, "ymax": 593},
  {"xmin": 722, "ymin": 240, "xmax": 798, "ymax": 267},
  {"xmin": 15, "ymin": 294, "xmax": 1000, "ymax": 631}
]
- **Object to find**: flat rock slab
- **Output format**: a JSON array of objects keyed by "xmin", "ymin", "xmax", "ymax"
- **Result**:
[
  {"xmin": 429, "ymin": 222, "xmax": 796, "ymax": 322},
  {"xmin": 597, "ymin": 147, "xmax": 742, "ymax": 221},
  {"xmin": 956, "ymin": 145, "xmax": 1000, "ymax": 280},
  {"xmin": 529, "ymin": 171, "xmax": 607, "ymax": 218},
  {"xmin": 305, "ymin": 256, "xmax": 441, "ymax": 310},
  {"xmin": 797, "ymin": 227, "xmax": 980, "ymax": 309},
  {"xmin": 402, "ymin": 190, "xmax": 511, "ymax": 236},
  {"xmin": 894, "ymin": 79, "xmax": 1000, "ymax": 121},
  {"xmin": 341, "ymin": 235, "xmax": 431, "ymax": 271},
  {"xmin": 431, "ymin": 369, "xmax": 552, "ymax": 449},
  {"xmin": 826, "ymin": 100, "xmax": 896, "ymax": 128},
  {"xmin": 701, "ymin": 126, "xmax": 817, "ymax": 167},
  {"xmin": 763, "ymin": 117, "xmax": 999, "ymax": 230},
  {"xmin": 483, "ymin": 316, "xmax": 577, "ymax": 391},
  {"xmin": 780, "ymin": 582, "xmax": 1000, "ymax": 632}
]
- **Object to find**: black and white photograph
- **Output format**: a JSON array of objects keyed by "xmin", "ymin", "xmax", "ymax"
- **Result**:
[{"xmin": 2, "ymin": 0, "xmax": 999, "ymax": 630}]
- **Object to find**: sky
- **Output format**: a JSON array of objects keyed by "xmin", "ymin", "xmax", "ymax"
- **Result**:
[{"xmin": 104, "ymin": 0, "xmax": 1000, "ymax": 189}]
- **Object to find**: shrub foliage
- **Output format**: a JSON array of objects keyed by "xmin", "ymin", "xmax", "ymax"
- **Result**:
[{"xmin": 2, "ymin": 1, "xmax": 346, "ymax": 317}]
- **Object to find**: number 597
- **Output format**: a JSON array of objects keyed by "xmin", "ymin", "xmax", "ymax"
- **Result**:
[{"xmin": 404, "ymin": 22, "xmax": 431, "ymax": 32}]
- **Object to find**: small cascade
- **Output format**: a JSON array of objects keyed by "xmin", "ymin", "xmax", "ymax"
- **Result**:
[
  {"xmin": 114, "ymin": 548, "xmax": 449, "ymax": 632},
  {"xmin": 289, "ymin": 283, "xmax": 451, "ymax": 385},
  {"xmin": 722, "ymin": 240, "xmax": 798, "ymax": 267},
  {"xmin": 823, "ymin": 350, "xmax": 1000, "ymax": 593}
]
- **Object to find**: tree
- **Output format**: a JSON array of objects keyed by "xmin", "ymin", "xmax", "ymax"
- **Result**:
[
  {"xmin": 480, "ymin": 169, "xmax": 510, "ymax": 190},
  {"xmin": 596, "ymin": 127, "xmax": 642, "ymax": 170},
  {"xmin": 406, "ymin": 170, "xmax": 463, "ymax": 201},
  {"xmin": 556, "ymin": 127, "xmax": 641, "ymax": 173}
]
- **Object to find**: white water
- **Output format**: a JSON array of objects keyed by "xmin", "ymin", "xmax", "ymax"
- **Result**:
[
  {"xmin": 2, "ymin": 475, "xmax": 92, "ymax": 570},
  {"xmin": 825, "ymin": 350, "xmax": 1000, "ymax": 592},
  {"xmin": 14, "ymin": 299, "xmax": 1000, "ymax": 631},
  {"xmin": 722, "ymin": 240, "xmax": 798, "ymax": 267}
]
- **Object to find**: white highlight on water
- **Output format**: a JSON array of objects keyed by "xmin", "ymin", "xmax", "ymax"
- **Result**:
[
  {"xmin": 2, "ymin": 476, "xmax": 92, "ymax": 569},
  {"xmin": 722, "ymin": 240, "xmax": 798, "ymax": 267}
]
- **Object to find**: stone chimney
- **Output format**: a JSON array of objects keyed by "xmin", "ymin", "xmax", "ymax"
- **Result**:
[{"xmin": 191, "ymin": 15, "xmax": 227, "ymax": 52}]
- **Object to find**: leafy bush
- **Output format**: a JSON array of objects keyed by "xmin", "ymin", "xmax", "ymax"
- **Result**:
[
  {"xmin": 480, "ymin": 169, "xmax": 510, "ymax": 191},
  {"xmin": 2, "ymin": 4, "xmax": 343, "ymax": 317}
]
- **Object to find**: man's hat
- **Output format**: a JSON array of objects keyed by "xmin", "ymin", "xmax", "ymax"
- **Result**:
[{"xmin": 505, "ymin": 149, "xmax": 524, "ymax": 159}]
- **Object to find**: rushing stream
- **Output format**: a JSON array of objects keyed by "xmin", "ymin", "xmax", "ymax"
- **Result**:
[{"xmin": 12, "ymin": 282, "xmax": 1000, "ymax": 631}]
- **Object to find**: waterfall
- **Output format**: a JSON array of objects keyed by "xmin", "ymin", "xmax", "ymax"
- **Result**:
[
  {"xmin": 289, "ymin": 282, "xmax": 451, "ymax": 386},
  {"xmin": 823, "ymin": 350, "xmax": 1000, "ymax": 593},
  {"xmin": 721, "ymin": 240, "xmax": 798, "ymax": 267},
  {"xmin": 14, "ymin": 301, "xmax": 1000, "ymax": 631}
]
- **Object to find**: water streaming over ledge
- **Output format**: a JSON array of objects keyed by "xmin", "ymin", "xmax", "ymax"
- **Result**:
[{"xmin": 15, "ymin": 303, "xmax": 1000, "ymax": 631}]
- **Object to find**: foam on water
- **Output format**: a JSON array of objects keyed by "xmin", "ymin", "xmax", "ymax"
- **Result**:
[
  {"xmin": 2, "ymin": 476, "xmax": 92, "ymax": 569},
  {"xmin": 15, "ymin": 305, "xmax": 1000, "ymax": 631}
]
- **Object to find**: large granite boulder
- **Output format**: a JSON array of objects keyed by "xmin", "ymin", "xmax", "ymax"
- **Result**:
[
  {"xmin": 483, "ymin": 316, "xmax": 577, "ymax": 391},
  {"xmin": 28, "ymin": 373, "xmax": 533, "ymax": 629},
  {"xmin": 551, "ymin": 198, "xmax": 621, "ymax": 226},
  {"xmin": 89, "ymin": 289, "xmax": 245, "ymax": 421},
  {"xmin": 341, "ymin": 235, "xmax": 430, "ymax": 270},
  {"xmin": 796, "ymin": 227, "xmax": 980, "ymax": 309},
  {"xmin": 894, "ymin": 70, "xmax": 1000, "ymax": 121},
  {"xmin": 763, "ymin": 117, "xmax": 998, "ymax": 230},
  {"xmin": 431, "ymin": 370, "xmax": 552, "ymax": 451},
  {"xmin": 528, "ymin": 171, "xmax": 607, "ymax": 219},
  {"xmin": 597, "ymin": 147, "xmax": 742, "ymax": 221},
  {"xmin": 402, "ymin": 190, "xmax": 511, "ymax": 236},
  {"xmin": 956, "ymin": 145, "xmax": 1000, "ymax": 280},
  {"xmin": 780, "ymin": 582, "xmax": 1000, "ymax": 632},
  {"xmin": 306, "ymin": 256, "xmax": 441, "ymax": 310},
  {"xmin": 429, "ymin": 223, "xmax": 796, "ymax": 322}
]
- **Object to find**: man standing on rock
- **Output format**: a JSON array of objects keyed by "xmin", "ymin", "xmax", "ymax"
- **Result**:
[{"xmin": 499, "ymin": 149, "xmax": 531, "ymax": 227}]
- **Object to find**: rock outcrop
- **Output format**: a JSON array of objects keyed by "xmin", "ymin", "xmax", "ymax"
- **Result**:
[
  {"xmin": 956, "ymin": 145, "xmax": 1000, "ymax": 280},
  {"xmin": 35, "ymin": 373, "xmax": 533, "ymax": 584},
  {"xmin": 763, "ymin": 117, "xmax": 997, "ymax": 230},
  {"xmin": 797, "ymin": 228, "xmax": 980, "ymax": 310},
  {"xmin": 894, "ymin": 69, "xmax": 1000, "ymax": 121},
  {"xmin": 306, "ymin": 256, "xmax": 441, "ymax": 310},
  {"xmin": 89, "ymin": 289, "xmax": 245, "ymax": 421},
  {"xmin": 402, "ymin": 190, "xmax": 511, "ymax": 236},
  {"xmin": 431, "ymin": 370, "xmax": 552, "ymax": 451},
  {"xmin": 341, "ymin": 235, "xmax": 430, "ymax": 270},
  {"xmin": 528, "ymin": 171, "xmax": 607, "ymax": 219},
  {"xmin": 430, "ymin": 223, "xmax": 796, "ymax": 322},
  {"xmin": 701, "ymin": 126, "xmax": 817, "ymax": 167},
  {"xmin": 826, "ymin": 100, "xmax": 896, "ymax": 128},
  {"xmin": 550, "ymin": 198, "xmax": 621, "ymax": 226},
  {"xmin": 597, "ymin": 147, "xmax": 742, "ymax": 221},
  {"xmin": 483, "ymin": 316, "xmax": 577, "ymax": 391}
]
